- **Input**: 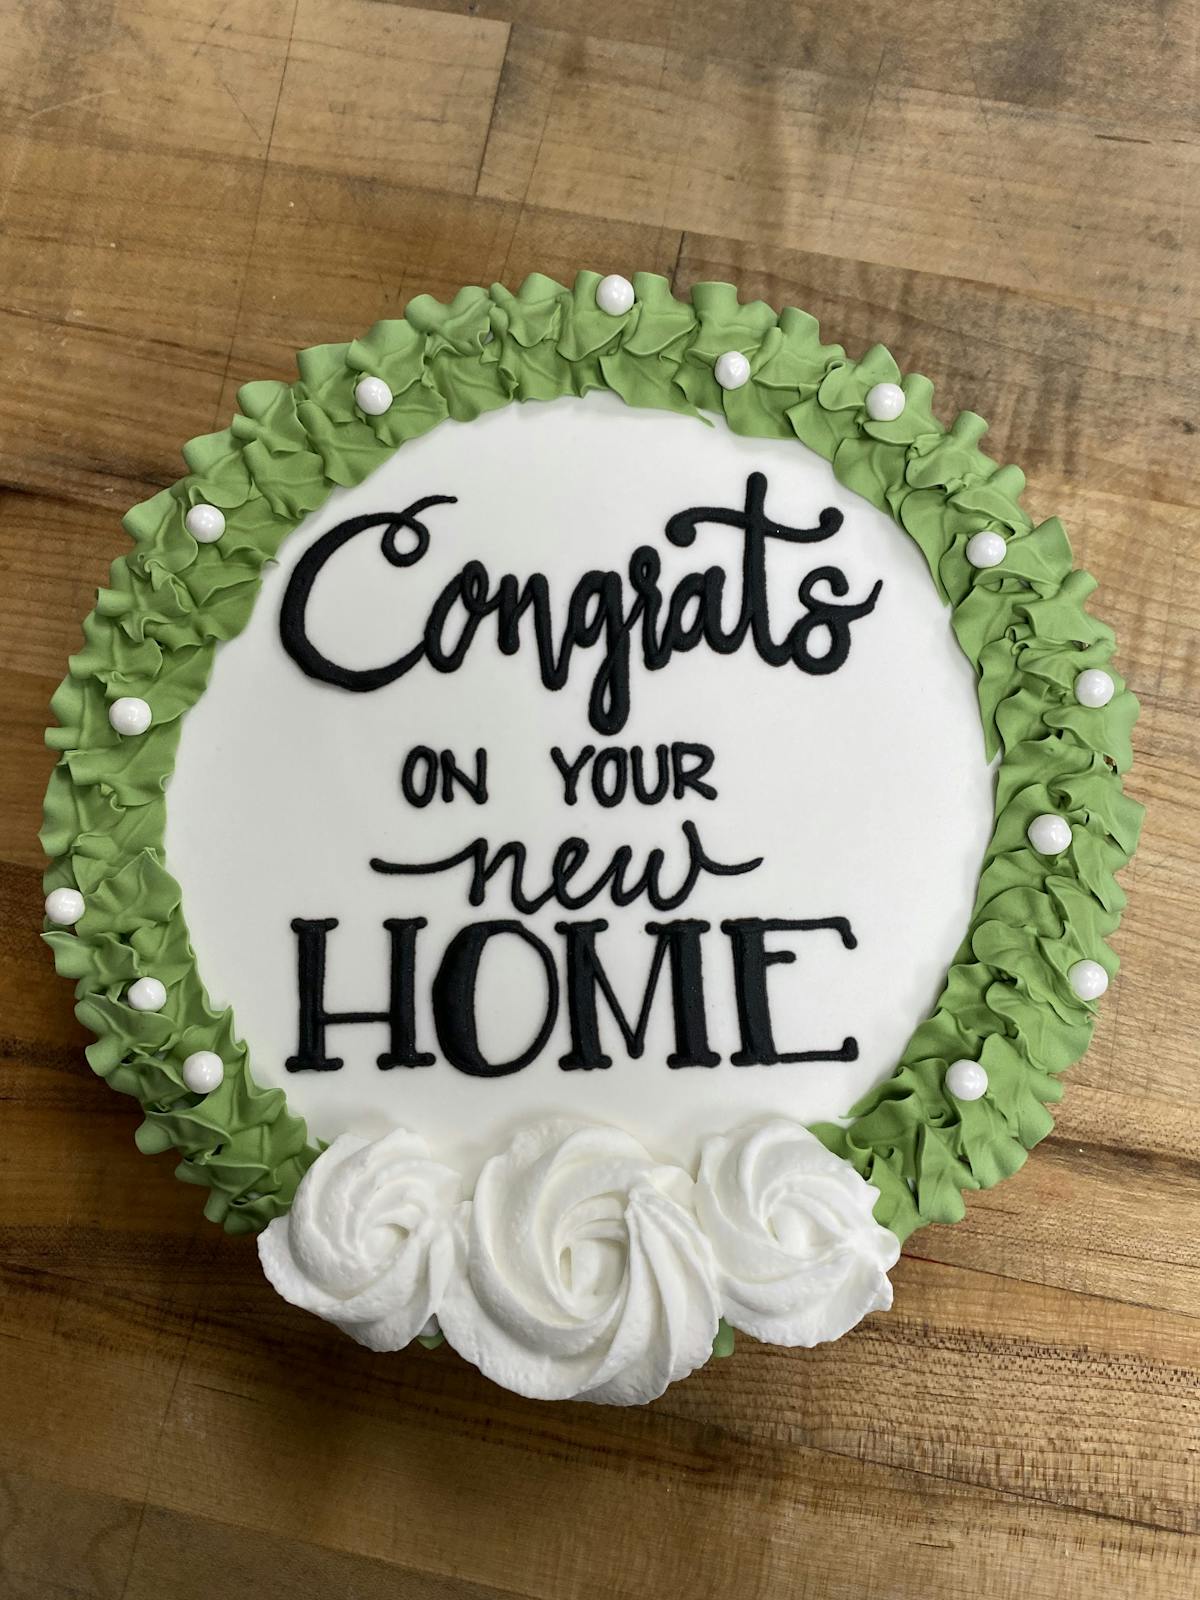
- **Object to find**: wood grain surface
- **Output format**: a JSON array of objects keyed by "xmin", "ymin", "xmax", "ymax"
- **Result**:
[{"xmin": 1, "ymin": 2, "xmax": 1197, "ymax": 1596}]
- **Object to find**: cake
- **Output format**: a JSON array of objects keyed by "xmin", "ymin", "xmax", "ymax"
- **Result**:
[{"xmin": 41, "ymin": 272, "xmax": 1141, "ymax": 1404}]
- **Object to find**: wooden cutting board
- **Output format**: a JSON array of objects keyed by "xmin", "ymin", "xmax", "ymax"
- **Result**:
[{"xmin": 0, "ymin": 2, "xmax": 1196, "ymax": 1596}]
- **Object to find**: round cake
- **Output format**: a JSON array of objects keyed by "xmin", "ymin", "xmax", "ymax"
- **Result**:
[{"xmin": 41, "ymin": 272, "xmax": 1142, "ymax": 1404}]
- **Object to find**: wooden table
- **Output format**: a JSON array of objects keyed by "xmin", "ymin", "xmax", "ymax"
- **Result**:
[{"xmin": 1, "ymin": 2, "xmax": 1196, "ymax": 1596}]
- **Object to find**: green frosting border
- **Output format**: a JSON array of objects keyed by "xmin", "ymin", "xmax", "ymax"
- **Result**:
[{"xmin": 42, "ymin": 271, "xmax": 1142, "ymax": 1265}]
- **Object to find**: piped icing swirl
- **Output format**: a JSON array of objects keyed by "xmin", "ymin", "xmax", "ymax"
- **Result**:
[
  {"xmin": 261, "ymin": 1118, "xmax": 900, "ymax": 1402},
  {"xmin": 438, "ymin": 1121, "xmax": 720, "ymax": 1405},
  {"xmin": 696, "ymin": 1121, "xmax": 899, "ymax": 1346},
  {"xmin": 257, "ymin": 1129, "xmax": 462, "ymax": 1352}
]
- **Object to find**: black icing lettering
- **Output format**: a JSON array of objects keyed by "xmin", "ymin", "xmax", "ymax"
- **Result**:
[
  {"xmin": 279, "ymin": 477, "xmax": 880, "ymax": 733},
  {"xmin": 379, "ymin": 918, "xmax": 431, "ymax": 1069},
  {"xmin": 370, "ymin": 820, "xmax": 761, "ymax": 913},
  {"xmin": 720, "ymin": 917, "xmax": 859, "ymax": 1066},
  {"xmin": 664, "ymin": 470, "xmax": 847, "ymax": 664},
  {"xmin": 400, "ymin": 746, "xmax": 439, "ymax": 808},
  {"xmin": 648, "ymin": 919, "xmax": 720, "ymax": 1068},
  {"xmin": 591, "ymin": 747, "xmax": 627, "ymax": 808},
  {"xmin": 789, "ymin": 566, "xmax": 884, "ymax": 674},
  {"xmin": 557, "ymin": 918, "xmax": 718, "ymax": 1070},
  {"xmin": 501, "ymin": 569, "xmax": 637, "ymax": 736},
  {"xmin": 286, "ymin": 916, "xmax": 434, "ymax": 1072},
  {"xmin": 440, "ymin": 748, "xmax": 488, "ymax": 804},
  {"xmin": 278, "ymin": 498, "xmax": 456, "ymax": 690},
  {"xmin": 549, "ymin": 744, "xmax": 715, "ymax": 806},
  {"xmin": 629, "ymin": 744, "xmax": 670, "ymax": 805},
  {"xmin": 671, "ymin": 742, "xmax": 717, "ymax": 801},
  {"xmin": 425, "ymin": 561, "xmax": 499, "ymax": 672},
  {"xmin": 659, "ymin": 571, "xmax": 708, "ymax": 654},
  {"xmin": 579, "ymin": 572, "xmax": 636, "ymax": 736},
  {"xmin": 431, "ymin": 921, "xmax": 558, "ymax": 1077},
  {"xmin": 550, "ymin": 745, "xmax": 594, "ymax": 805}
]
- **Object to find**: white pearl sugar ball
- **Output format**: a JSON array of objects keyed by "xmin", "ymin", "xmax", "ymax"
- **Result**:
[
  {"xmin": 127, "ymin": 976, "xmax": 167, "ymax": 1012},
  {"xmin": 185, "ymin": 503, "xmax": 225, "ymax": 543},
  {"xmin": 1068, "ymin": 960, "xmax": 1109, "ymax": 1001},
  {"xmin": 945, "ymin": 1059, "xmax": 989, "ymax": 1102},
  {"xmin": 966, "ymin": 530, "xmax": 1007, "ymax": 569},
  {"xmin": 1075, "ymin": 668, "xmax": 1115, "ymax": 708},
  {"xmin": 595, "ymin": 274, "xmax": 635, "ymax": 315},
  {"xmin": 182, "ymin": 1050, "xmax": 225, "ymax": 1094},
  {"xmin": 108, "ymin": 697, "xmax": 152, "ymax": 736},
  {"xmin": 865, "ymin": 381, "xmax": 905, "ymax": 421},
  {"xmin": 713, "ymin": 351, "xmax": 751, "ymax": 390},
  {"xmin": 354, "ymin": 375, "xmax": 393, "ymax": 416},
  {"xmin": 1028, "ymin": 813, "xmax": 1072, "ymax": 856},
  {"xmin": 45, "ymin": 887, "xmax": 85, "ymax": 926}
]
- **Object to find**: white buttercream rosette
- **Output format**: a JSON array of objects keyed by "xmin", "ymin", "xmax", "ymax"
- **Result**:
[
  {"xmin": 260, "ymin": 1116, "xmax": 900, "ymax": 1402},
  {"xmin": 257, "ymin": 1128, "xmax": 463, "ymax": 1352},
  {"xmin": 438, "ymin": 1121, "xmax": 720, "ymax": 1405},
  {"xmin": 695, "ymin": 1119, "xmax": 900, "ymax": 1345}
]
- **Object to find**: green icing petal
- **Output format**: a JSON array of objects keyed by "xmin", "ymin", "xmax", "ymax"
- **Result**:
[
  {"xmin": 832, "ymin": 434, "xmax": 911, "ymax": 511},
  {"xmin": 685, "ymin": 281, "xmax": 779, "ymax": 359},
  {"xmin": 914, "ymin": 1125, "xmax": 977, "ymax": 1223},
  {"xmin": 816, "ymin": 345, "xmax": 901, "ymax": 414},
  {"xmin": 622, "ymin": 274, "xmax": 697, "ymax": 357},
  {"xmin": 600, "ymin": 347, "xmax": 700, "ymax": 417},
  {"xmin": 556, "ymin": 272, "xmax": 631, "ymax": 361},
  {"xmin": 404, "ymin": 286, "xmax": 495, "ymax": 358}
]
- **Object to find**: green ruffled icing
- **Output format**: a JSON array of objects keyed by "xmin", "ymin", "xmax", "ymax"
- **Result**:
[{"xmin": 43, "ymin": 270, "xmax": 1141, "ymax": 1258}]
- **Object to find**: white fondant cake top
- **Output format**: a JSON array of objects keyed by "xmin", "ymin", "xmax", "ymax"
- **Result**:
[{"xmin": 165, "ymin": 392, "xmax": 993, "ymax": 1181}]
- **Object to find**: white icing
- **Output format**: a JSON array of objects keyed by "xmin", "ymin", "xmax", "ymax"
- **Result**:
[
  {"xmin": 1027, "ymin": 813, "xmax": 1072, "ymax": 856},
  {"xmin": 965, "ymin": 530, "xmax": 1006, "ymax": 569},
  {"xmin": 108, "ymin": 696, "xmax": 152, "ymax": 736},
  {"xmin": 45, "ymin": 887, "xmax": 84, "ymax": 926},
  {"xmin": 262, "ymin": 1118, "xmax": 899, "ymax": 1400},
  {"xmin": 258, "ymin": 1129, "xmax": 463, "ymax": 1352},
  {"xmin": 595, "ymin": 274, "xmax": 635, "ymax": 316},
  {"xmin": 127, "ymin": 976, "xmax": 167, "ymax": 1012},
  {"xmin": 165, "ymin": 394, "xmax": 993, "ymax": 1180},
  {"xmin": 1068, "ymin": 958, "xmax": 1108, "ymax": 1000},
  {"xmin": 185, "ymin": 503, "xmax": 226, "ymax": 543},
  {"xmin": 694, "ymin": 1120, "xmax": 897, "ymax": 1346},
  {"xmin": 865, "ymin": 382, "xmax": 905, "ymax": 422},
  {"xmin": 945, "ymin": 1058, "xmax": 988, "ymax": 1102},
  {"xmin": 182, "ymin": 1049, "xmax": 224, "ymax": 1092},
  {"xmin": 354, "ymin": 375, "xmax": 393, "ymax": 417},
  {"xmin": 437, "ymin": 1120, "xmax": 719, "ymax": 1403},
  {"xmin": 1075, "ymin": 668, "xmax": 1115, "ymax": 708},
  {"xmin": 713, "ymin": 350, "xmax": 751, "ymax": 389}
]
